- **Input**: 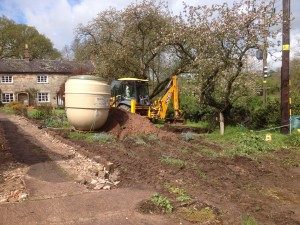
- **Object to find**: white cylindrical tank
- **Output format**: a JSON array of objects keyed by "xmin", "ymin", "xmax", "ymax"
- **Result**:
[{"xmin": 65, "ymin": 75, "xmax": 110, "ymax": 131}]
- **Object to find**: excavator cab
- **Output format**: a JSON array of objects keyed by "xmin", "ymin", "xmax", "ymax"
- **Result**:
[
  {"xmin": 111, "ymin": 75, "xmax": 182, "ymax": 122},
  {"xmin": 110, "ymin": 78, "xmax": 150, "ymax": 116}
]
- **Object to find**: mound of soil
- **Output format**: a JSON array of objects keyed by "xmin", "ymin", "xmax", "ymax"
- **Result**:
[{"xmin": 101, "ymin": 108, "xmax": 174, "ymax": 140}]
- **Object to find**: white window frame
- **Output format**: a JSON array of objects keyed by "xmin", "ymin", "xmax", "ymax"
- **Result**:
[
  {"xmin": 37, "ymin": 92, "xmax": 50, "ymax": 103},
  {"xmin": 1, "ymin": 93, "xmax": 14, "ymax": 103},
  {"xmin": 37, "ymin": 75, "xmax": 48, "ymax": 83},
  {"xmin": 1, "ymin": 75, "xmax": 13, "ymax": 83}
]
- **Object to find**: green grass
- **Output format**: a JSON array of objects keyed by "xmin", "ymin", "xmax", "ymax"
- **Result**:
[
  {"xmin": 185, "ymin": 120, "xmax": 209, "ymax": 129},
  {"xmin": 205, "ymin": 126, "xmax": 300, "ymax": 158},
  {"xmin": 69, "ymin": 131, "xmax": 115, "ymax": 143},
  {"xmin": 160, "ymin": 155, "xmax": 186, "ymax": 168}
]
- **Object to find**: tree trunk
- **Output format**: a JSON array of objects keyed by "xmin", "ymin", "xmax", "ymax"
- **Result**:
[{"xmin": 219, "ymin": 112, "xmax": 224, "ymax": 135}]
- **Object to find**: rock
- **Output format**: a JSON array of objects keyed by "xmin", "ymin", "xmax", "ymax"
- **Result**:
[
  {"xmin": 93, "ymin": 156, "xmax": 102, "ymax": 163},
  {"xmin": 0, "ymin": 197, "xmax": 7, "ymax": 203},
  {"xmin": 93, "ymin": 183, "xmax": 105, "ymax": 190},
  {"xmin": 88, "ymin": 166, "xmax": 98, "ymax": 174},
  {"xmin": 113, "ymin": 181, "xmax": 120, "ymax": 186},
  {"xmin": 90, "ymin": 179, "xmax": 98, "ymax": 185},
  {"xmin": 18, "ymin": 193, "xmax": 28, "ymax": 201},
  {"xmin": 97, "ymin": 178, "xmax": 106, "ymax": 184},
  {"xmin": 75, "ymin": 175, "xmax": 87, "ymax": 185},
  {"xmin": 103, "ymin": 185, "xmax": 111, "ymax": 190},
  {"xmin": 109, "ymin": 170, "xmax": 120, "ymax": 182},
  {"xmin": 104, "ymin": 171, "xmax": 109, "ymax": 179},
  {"xmin": 97, "ymin": 171, "xmax": 106, "ymax": 179},
  {"xmin": 105, "ymin": 162, "xmax": 114, "ymax": 173}
]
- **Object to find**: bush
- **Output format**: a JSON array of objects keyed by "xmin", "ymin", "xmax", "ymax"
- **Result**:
[
  {"xmin": 250, "ymin": 99, "xmax": 280, "ymax": 129},
  {"xmin": 230, "ymin": 97, "xmax": 280, "ymax": 129},
  {"xmin": 30, "ymin": 104, "xmax": 53, "ymax": 119},
  {"xmin": 36, "ymin": 104, "xmax": 53, "ymax": 117},
  {"xmin": 5, "ymin": 102, "xmax": 27, "ymax": 116}
]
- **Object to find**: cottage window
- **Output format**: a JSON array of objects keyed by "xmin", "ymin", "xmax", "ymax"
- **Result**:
[
  {"xmin": 37, "ymin": 92, "xmax": 50, "ymax": 102},
  {"xmin": 1, "ymin": 75, "xmax": 13, "ymax": 83},
  {"xmin": 37, "ymin": 75, "xmax": 48, "ymax": 83},
  {"xmin": 1, "ymin": 93, "xmax": 14, "ymax": 103}
]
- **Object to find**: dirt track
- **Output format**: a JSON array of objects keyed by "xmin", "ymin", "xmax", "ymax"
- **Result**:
[{"xmin": 0, "ymin": 113, "xmax": 179, "ymax": 225}]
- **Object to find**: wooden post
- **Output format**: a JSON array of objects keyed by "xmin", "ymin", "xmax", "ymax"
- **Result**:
[
  {"xmin": 281, "ymin": 0, "xmax": 290, "ymax": 134},
  {"xmin": 220, "ymin": 112, "xmax": 224, "ymax": 135}
]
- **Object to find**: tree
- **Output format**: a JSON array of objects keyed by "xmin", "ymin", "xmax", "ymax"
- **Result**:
[
  {"xmin": 0, "ymin": 16, "xmax": 61, "ymax": 59},
  {"xmin": 170, "ymin": 0, "xmax": 281, "ymax": 133},
  {"xmin": 74, "ymin": 1, "xmax": 180, "ymax": 88}
]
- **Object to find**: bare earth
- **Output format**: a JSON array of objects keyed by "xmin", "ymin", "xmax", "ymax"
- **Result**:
[
  {"xmin": 0, "ymin": 110, "xmax": 300, "ymax": 224},
  {"xmin": 0, "ymin": 113, "xmax": 181, "ymax": 225}
]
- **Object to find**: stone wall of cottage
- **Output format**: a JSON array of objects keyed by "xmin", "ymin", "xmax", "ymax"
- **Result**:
[{"xmin": 0, "ymin": 73, "xmax": 71, "ymax": 106}]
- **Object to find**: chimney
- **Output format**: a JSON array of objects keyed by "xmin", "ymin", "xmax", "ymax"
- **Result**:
[{"xmin": 24, "ymin": 44, "xmax": 30, "ymax": 61}]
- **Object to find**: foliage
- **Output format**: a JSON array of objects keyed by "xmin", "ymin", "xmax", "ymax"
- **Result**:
[
  {"xmin": 229, "ymin": 96, "xmax": 280, "ymax": 129},
  {"xmin": 73, "ymin": 0, "xmax": 282, "ymax": 125},
  {"xmin": 29, "ymin": 104, "xmax": 53, "ymax": 119},
  {"xmin": 171, "ymin": 0, "xmax": 281, "ymax": 119},
  {"xmin": 74, "ymin": 0, "xmax": 174, "ymax": 84},
  {"xmin": 150, "ymin": 193, "xmax": 173, "ymax": 213},
  {"xmin": 180, "ymin": 91, "xmax": 203, "ymax": 121},
  {"xmin": 227, "ymin": 132, "xmax": 271, "ymax": 156},
  {"xmin": 43, "ymin": 111, "xmax": 70, "ymax": 128},
  {"xmin": 5, "ymin": 101, "xmax": 27, "ymax": 116},
  {"xmin": 250, "ymin": 99, "xmax": 281, "ymax": 129},
  {"xmin": 207, "ymin": 126, "xmax": 300, "ymax": 158},
  {"xmin": 0, "ymin": 16, "xmax": 61, "ymax": 59},
  {"xmin": 160, "ymin": 155, "xmax": 186, "ymax": 168},
  {"xmin": 285, "ymin": 132, "xmax": 300, "ymax": 147}
]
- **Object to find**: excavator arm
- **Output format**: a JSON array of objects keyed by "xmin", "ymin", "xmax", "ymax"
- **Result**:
[{"xmin": 148, "ymin": 75, "xmax": 181, "ymax": 120}]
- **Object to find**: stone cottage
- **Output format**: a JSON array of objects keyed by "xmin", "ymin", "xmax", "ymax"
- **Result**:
[{"xmin": 0, "ymin": 56, "xmax": 94, "ymax": 107}]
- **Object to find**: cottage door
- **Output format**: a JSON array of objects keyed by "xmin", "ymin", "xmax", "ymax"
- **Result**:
[{"xmin": 17, "ymin": 93, "xmax": 29, "ymax": 106}]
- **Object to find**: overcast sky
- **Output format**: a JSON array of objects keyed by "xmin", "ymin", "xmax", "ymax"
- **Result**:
[{"xmin": 0, "ymin": 0, "xmax": 299, "ymax": 67}]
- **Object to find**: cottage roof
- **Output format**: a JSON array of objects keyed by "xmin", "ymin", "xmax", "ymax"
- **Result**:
[{"xmin": 0, "ymin": 59, "xmax": 94, "ymax": 74}]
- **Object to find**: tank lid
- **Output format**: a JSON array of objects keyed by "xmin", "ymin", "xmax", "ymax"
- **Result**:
[{"xmin": 69, "ymin": 75, "xmax": 106, "ymax": 82}]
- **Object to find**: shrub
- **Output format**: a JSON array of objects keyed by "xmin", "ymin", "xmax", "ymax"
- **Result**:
[
  {"xmin": 30, "ymin": 110, "xmax": 46, "ymax": 119},
  {"xmin": 6, "ymin": 102, "xmax": 27, "ymax": 116},
  {"xmin": 250, "ymin": 99, "xmax": 280, "ymax": 129},
  {"xmin": 36, "ymin": 104, "xmax": 53, "ymax": 117},
  {"xmin": 30, "ymin": 104, "xmax": 53, "ymax": 119}
]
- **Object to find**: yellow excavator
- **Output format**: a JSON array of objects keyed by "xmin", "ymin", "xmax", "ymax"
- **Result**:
[{"xmin": 110, "ymin": 75, "xmax": 182, "ymax": 121}]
